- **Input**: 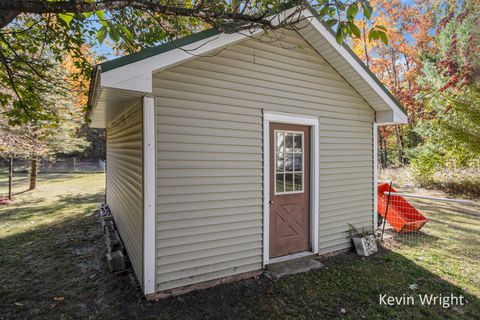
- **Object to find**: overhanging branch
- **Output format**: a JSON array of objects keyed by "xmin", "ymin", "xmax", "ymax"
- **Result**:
[{"xmin": 0, "ymin": 0, "xmax": 306, "ymax": 29}]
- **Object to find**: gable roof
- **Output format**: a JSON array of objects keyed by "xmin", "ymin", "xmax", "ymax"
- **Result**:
[{"xmin": 88, "ymin": 5, "xmax": 408, "ymax": 128}]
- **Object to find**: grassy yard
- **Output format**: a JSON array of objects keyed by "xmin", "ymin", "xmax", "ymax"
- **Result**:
[{"xmin": 0, "ymin": 173, "xmax": 479, "ymax": 319}]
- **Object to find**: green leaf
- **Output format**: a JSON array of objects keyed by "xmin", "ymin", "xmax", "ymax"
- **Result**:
[
  {"xmin": 348, "ymin": 21, "xmax": 361, "ymax": 38},
  {"xmin": 319, "ymin": 6, "xmax": 329, "ymax": 16},
  {"xmin": 96, "ymin": 10, "xmax": 108, "ymax": 26},
  {"xmin": 376, "ymin": 25, "xmax": 387, "ymax": 31},
  {"xmin": 368, "ymin": 29, "xmax": 379, "ymax": 42},
  {"xmin": 379, "ymin": 31, "xmax": 389, "ymax": 45},
  {"xmin": 335, "ymin": 24, "xmax": 346, "ymax": 44},
  {"xmin": 326, "ymin": 19, "xmax": 338, "ymax": 28},
  {"xmin": 96, "ymin": 26, "xmax": 107, "ymax": 44},
  {"xmin": 58, "ymin": 13, "xmax": 74, "ymax": 26},
  {"xmin": 108, "ymin": 27, "xmax": 121, "ymax": 43},
  {"xmin": 347, "ymin": 4, "xmax": 359, "ymax": 19},
  {"xmin": 117, "ymin": 25, "xmax": 134, "ymax": 42},
  {"xmin": 328, "ymin": 6, "xmax": 336, "ymax": 17},
  {"xmin": 83, "ymin": 12, "xmax": 93, "ymax": 19},
  {"xmin": 362, "ymin": 2, "xmax": 373, "ymax": 19}
]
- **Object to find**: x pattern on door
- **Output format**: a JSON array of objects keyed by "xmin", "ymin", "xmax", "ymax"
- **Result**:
[{"xmin": 273, "ymin": 203, "xmax": 306, "ymax": 240}]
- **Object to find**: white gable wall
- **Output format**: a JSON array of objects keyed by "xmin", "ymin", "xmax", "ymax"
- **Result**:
[{"xmin": 152, "ymin": 29, "xmax": 374, "ymax": 292}]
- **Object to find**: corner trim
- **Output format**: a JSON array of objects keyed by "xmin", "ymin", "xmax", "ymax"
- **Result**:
[
  {"xmin": 373, "ymin": 123, "xmax": 378, "ymax": 230},
  {"xmin": 263, "ymin": 111, "xmax": 320, "ymax": 266},
  {"xmin": 143, "ymin": 96, "xmax": 156, "ymax": 295}
]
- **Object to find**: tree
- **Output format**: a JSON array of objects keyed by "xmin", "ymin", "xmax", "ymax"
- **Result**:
[
  {"xmin": 351, "ymin": 0, "xmax": 437, "ymax": 167},
  {"xmin": 409, "ymin": 1, "xmax": 480, "ymax": 183},
  {"xmin": 0, "ymin": 53, "xmax": 90, "ymax": 190},
  {"xmin": 0, "ymin": 0, "xmax": 388, "ymax": 124},
  {"xmin": 0, "ymin": 116, "xmax": 33, "ymax": 198}
]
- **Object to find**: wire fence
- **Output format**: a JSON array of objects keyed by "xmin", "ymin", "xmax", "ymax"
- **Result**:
[{"xmin": 376, "ymin": 182, "xmax": 480, "ymax": 247}]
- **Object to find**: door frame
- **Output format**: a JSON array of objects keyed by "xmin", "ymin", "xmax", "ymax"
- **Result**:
[{"xmin": 263, "ymin": 111, "xmax": 319, "ymax": 266}]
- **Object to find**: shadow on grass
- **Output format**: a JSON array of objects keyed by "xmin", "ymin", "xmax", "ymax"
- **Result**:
[
  {"xmin": 392, "ymin": 231, "xmax": 440, "ymax": 247},
  {"xmin": 0, "ymin": 193, "xmax": 102, "ymax": 222},
  {"xmin": 1, "ymin": 211, "xmax": 479, "ymax": 319}
]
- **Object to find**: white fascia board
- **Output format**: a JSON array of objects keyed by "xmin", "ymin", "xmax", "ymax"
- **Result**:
[
  {"xmin": 100, "ymin": 31, "xmax": 261, "ymax": 93},
  {"xmin": 376, "ymin": 110, "xmax": 408, "ymax": 125},
  {"xmin": 99, "ymin": 6, "xmax": 300, "ymax": 93},
  {"xmin": 301, "ymin": 9, "xmax": 408, "ymax": 124}
]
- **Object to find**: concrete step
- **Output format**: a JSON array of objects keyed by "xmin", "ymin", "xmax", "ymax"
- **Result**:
[{"xmin": 266, "ymin": 253, "xmax": 324, "ymax": 279}]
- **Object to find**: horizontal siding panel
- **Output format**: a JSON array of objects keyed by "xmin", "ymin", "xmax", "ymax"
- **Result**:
[
  {"xmin": 171, "ymin": 65, "xmax": 369, "ymax": 105},
  {"xmin": 157, "ymin": 220, "xmax": 261, "ymax": 240},
  {"xmin": 157, "ymin": 227, "xmax": 262, "ymax": 248},
  {"xmin": 319, "ymin": 177, "xmax": 373, "ymax": 188},
  {"xmin": 157, "ymin": 168, "xmax": 261, "ymax": 178},
  {"xmin": 320, "ymin": 214, "xmax": 373, "ymax": 230},
  {"xmin": 157, "ymin": 213, "xmax": 260, "ymax": 231},
  {"xmin": 157, "ymin": 97, "xmax": 261, "ymax": 117},
  {"xmin": 158, "ymin": 184, "xmax": 261, "ymax": 196},
  {"xmin": 106, "ymin": 103, "xmax": 144, "ymax": 288},
  {"xmin": 320, "ymin": 200, "xmax": 372, "ymax": 213},
  {"xmin": 156, "ymin": 104, "xmax": 262, "ymax": 124},
  {"xmin": 186, "ymin": 56, "xmax": 358, "ymax": 94},
  {"xmin": 157, "ymin": 176, "xmax": 262, "ymax": 187},
  {"xmin": 158, "ymin": 241, "xmax": 261, "ymax": 266},
  {"xmin": 157, "ymin": 263, "xmax": 261, "ymax": 292},
  {"xmin": 320, "ymin": 205, "xmax": 374, "ymax": 221},
  {"xmin": 157, "ymin": 234, "xmax": 262, "ymax": 257},
  {"xmin": 157, "ymin": 160, "xmax": 260, "ymax": 169},
  {"xmin": 158, "ymin": 151, "xmax": 261, "ymax": 162},
  {"xmin": 319, "ymin": 242, "xmax": 352, "ymax": 255},
  {"xmin": 182, "ymin": 60, "xmax": 360, "ymax": 98},
  {"xmin": 153, "ymin": 79, "xmax": 373, "ymax": 121},
  {"xmin": 157, "ymin": 250, "xmax": 261, "ymax": 278},
  {"xmin": 156, "ymin": 124, "xmax": 260, "ymax": 139},
  {"xmin": 153, "ymin": 28, "xmax": 374, "ymax": 292},
  {"xmin": 157, "ymin": 190, "xmax": 261, "ymax": 205},
  {"xmin": 157, "ymin": 133, "xmax": 261, "ymax": 146},
  {"xmin": 158, "ymin": 206, "xmax": 262, "ymax": 222},
  {"xmin": 157, "ymin": 198, "xmax": 262, "ymax": 214},
  {"xmin": 319, "ymin": 219, "xmax": 372, "ymax": 236}
]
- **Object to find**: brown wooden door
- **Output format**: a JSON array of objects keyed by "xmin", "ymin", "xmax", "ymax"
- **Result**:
[{"xmin": 269, "ymin": 123, "xmax": 310, "ymax": 258}]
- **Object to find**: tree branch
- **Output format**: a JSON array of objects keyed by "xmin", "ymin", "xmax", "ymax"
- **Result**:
[{"xmin": 0, "ymin": 0, "xmax": 306, "ymax": 30}]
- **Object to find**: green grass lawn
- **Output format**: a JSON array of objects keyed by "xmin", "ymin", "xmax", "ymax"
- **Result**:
[{"xmin": 0, "ymin": 172, "xmax": 479, "ymax": 319}]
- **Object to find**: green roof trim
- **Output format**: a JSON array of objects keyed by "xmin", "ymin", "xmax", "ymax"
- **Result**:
[
  {"xmin": 100, "ymin": 28, "xmax": 221, "ymax": 72},
  {"xmin": 95, "ymin": 3, "xmax": 406, "ymax": 117}
]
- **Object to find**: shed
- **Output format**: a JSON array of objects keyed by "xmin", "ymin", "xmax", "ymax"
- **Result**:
[{"xmin": 88, "ymin": 6, "xmax": 408, "ymax": 299}]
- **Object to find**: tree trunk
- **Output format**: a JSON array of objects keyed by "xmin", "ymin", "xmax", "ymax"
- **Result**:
[
  {"xmin": 383, "ymin": 135, "xmax": 388, "ymax": 168},
  {"xmin": 378, "ymin": 129, "xmax": 385, "ymax": 168},
  {"xmin": 394, "ymin": 125, "xmax": 404, "ymax": 165},
  {"xmin": 29, "ymin": 158, "xmax": 38, "ymax": 190},
  {"xmin": 362, "ymin": 19, "xmax": 370, "ymax": 68},
  {"xmin": 8, "ymin": 156, "xmax": 13, "ymax": 199}
]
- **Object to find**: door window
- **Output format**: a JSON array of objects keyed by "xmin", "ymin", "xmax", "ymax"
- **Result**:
[{"xmin": 275, "ymin": 131, "xmax": 304, "ymax": 194}]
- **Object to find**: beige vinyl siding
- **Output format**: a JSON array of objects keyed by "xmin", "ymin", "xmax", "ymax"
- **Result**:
[
  {"xmin": 153, "ymin": 28, "xmax": 374, "ymax": 291},
  {"xmin": 106, "ymin": 101, "xmax": 144, "ymax": 287}
]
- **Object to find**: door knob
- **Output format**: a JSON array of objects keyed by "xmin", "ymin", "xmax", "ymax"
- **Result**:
[{"xmin": 269, "ymin": 200, "xmax": 274, "ymax": 204}]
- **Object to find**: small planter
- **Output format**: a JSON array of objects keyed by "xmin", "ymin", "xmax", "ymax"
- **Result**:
[{"xmin": 352, "ymin": 234, "xmax": 377, "ymax": 257}]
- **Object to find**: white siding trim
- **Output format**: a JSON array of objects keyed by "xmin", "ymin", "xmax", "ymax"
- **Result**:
[
  {"xmin": 143, "ymin": 96, "xmax": 156, "ymax": 295},
  {"xmin": 263, "ymin": 111, "xmax": 320, "ymax": 266},
  {"xmin": 373, "ymin": 123, "xmax": 378, "ymax": 230}
]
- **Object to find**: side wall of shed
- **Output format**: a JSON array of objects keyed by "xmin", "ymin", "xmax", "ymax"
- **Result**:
[
  {"xmin": 106, "ymin": 100, "xmax": 144, "ymax": 287},
  {"xmin": 153, "ymin": 29, "xmax": 374, "ymax": 292}
]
